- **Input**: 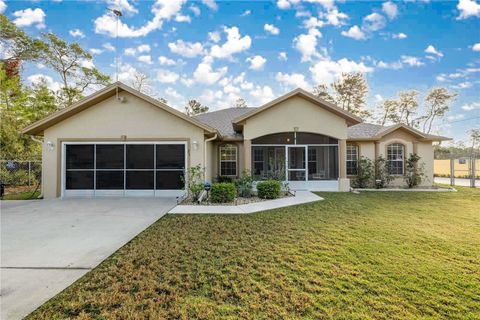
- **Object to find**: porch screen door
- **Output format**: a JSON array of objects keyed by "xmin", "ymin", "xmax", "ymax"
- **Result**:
[{"xmin": 287, "ymin": 146, "xmax": 307, "ymax": 181}]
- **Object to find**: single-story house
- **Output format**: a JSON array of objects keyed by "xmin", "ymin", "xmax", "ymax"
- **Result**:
[{"xmin": 22, "ymin": 82, "xmax": 449, "ymax": 198}]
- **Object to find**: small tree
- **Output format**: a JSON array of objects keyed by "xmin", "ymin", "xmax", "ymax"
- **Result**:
[
  {"xmin": 374, "ymin": 156, "xmax": 393, "ymax": 188},
  {"xmin": 185, "ymin": 99, "xmax": 208, "ymax": 116},
  {"xmin": 234, "ymin": 98, "xmax": 247, "ymax": 108},
  {"xmin": 352, "ymin": 156, "xmax": 374, "ymax": 188},
  {"xmin": 183, "ymin": 165, "xmax": 204, "ymax": 201},
  {"xmin": 404, "ymin": 154, "xmax": 425, "ymax": 188},
  {"xmin": 235, "ymin": 170, "xmax": 253, "ymax": 197}
]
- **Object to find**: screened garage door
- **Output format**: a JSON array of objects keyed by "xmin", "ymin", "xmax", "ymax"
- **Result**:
[{"xmin": 62, "ymin": 142, "xmax": 186, "ymax": 197}]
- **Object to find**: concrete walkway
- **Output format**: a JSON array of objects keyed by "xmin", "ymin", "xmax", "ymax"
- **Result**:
[
  {"xmin": 169, "ymin": 191, "xmax": 323, "ymax": 214},
  {"xmin": 1, "ymin": 197, "xmax": 176, "ymax": 320}
]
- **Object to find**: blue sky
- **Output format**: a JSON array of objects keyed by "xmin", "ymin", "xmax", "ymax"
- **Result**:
[{"xmin": 2, "ymin": 0, "xmax": 480, "ymax": 143}]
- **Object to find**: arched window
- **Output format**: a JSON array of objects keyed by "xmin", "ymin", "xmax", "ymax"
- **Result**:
[
  {"xmin": 219, "ymin": 144, "xmax": 237, "ymax": 177},
  {"xmin": 387, "ymin": 143, "xmax": 404, "ymax": 175}
]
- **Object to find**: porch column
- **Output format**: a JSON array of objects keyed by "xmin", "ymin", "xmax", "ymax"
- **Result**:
[
  {"xmin": 339, "ymin": 139, "xmax": 347, "ymax": 179},
  {"xmin": 374, "ymin": 141, "xmax": 380, "ymax": 159},
  {"xmin": 244, "ymin": 139, "xmax": 251, "ymax": 171}
]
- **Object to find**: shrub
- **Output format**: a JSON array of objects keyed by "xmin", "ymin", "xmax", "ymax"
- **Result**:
[
  {"xmin": 352, "ymin": 156, "xmax": 374, "ymax": 188},
  {"xmin": 404, "ymin": 154, "xmax": 425, "ymax": 188},
  {"xmin": 210, "ymin": 183, "xmax": 236, "ymax": 203},
  {"xmin": 256, "ymin": 180, "xmax": 281, "ymax": 199},
  {"xmin": 0, "ymin": 168, "xmax": 35, "ymax": 186},
  {"xmin": 215, "ymin": 175, "xmax": 234, "ymax": 183},
  {"xmin": 183, "ymin": 165, "xmax": 204, "ymax": 201},
  {"xmin": 235, "ymin": 170, "xmax": 253, "ymax": 198},
  {"xmin": 374, "ymin": 156, "xmax": 393, "ymax": 188}
]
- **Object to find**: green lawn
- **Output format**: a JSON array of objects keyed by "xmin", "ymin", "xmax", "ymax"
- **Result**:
[{"xmin": 29, "ymin": 188, "xmax": 480, "ymax": 320}]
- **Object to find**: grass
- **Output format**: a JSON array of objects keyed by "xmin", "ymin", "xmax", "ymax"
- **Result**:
[
  {"xmin": 29, "ymin": 188, "xmax": 479, "ymax": 319},
  {"xmin": 1, "ymin": 190, "xmax": 41, "ymax": 200}
]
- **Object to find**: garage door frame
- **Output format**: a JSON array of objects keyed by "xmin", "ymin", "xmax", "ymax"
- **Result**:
[{"xmin": 61, "ymin": 141, "xmax": 188, "ymax": 198}]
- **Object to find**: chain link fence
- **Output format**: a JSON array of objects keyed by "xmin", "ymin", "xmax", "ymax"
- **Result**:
[
  {"xmin": 0, "ymin": 160, "xmax": 42, "ymax": 198},
  {"xmin": 434, "ymin": 156, "xmax": 479, "ymax": 188}
]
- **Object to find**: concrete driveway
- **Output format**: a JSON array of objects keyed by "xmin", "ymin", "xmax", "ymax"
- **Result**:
[{"xmin": 1, "ymin": 197, "xmax": 176, "ymax": 320}]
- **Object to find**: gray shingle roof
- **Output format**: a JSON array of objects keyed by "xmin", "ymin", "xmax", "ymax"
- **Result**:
[
  {"xmin": 194, "ymin": 107, "xmax": 256, "ymax": 138},
  {"xmin": 347, "ymin": 123, "xmax": 394, "ymax": 139}
]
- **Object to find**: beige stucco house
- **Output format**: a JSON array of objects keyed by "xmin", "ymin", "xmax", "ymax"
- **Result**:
[{"xmin": 22, "ymin": 82, "xmax": 449, "ymax": 199}]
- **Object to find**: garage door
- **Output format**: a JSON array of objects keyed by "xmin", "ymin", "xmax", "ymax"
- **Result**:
[{"xmin": 62, "ymin": 142, "xmax": 186, "ymax": 197}]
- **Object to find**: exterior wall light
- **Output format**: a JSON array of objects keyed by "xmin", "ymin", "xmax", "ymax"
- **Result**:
[
  {"xmin": 192, "ymin": 141, "xmax": 199, "ymax": 150},
  {"xmin": 46, "ymin": 141, "xmax": 55, "ymax": 151}
]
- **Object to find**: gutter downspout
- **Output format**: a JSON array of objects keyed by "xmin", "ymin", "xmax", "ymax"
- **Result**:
[
  {"xmin": 30, "ymin": 136, "xmax": 44, "ymax": 198},
  {"xmin": 204, "ymin": 133, "xmax": 217, "ymax": 182}
]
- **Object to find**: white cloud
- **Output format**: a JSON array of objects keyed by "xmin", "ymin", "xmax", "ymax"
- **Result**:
[
  {"xmin": 90, "ymin": 48, "xmax": 103, "ymax": 55},
  {"xmin": 341, "ymin": 25, "xmax": 366, "ymax": 40},
  {"xmin": 264, "ymin": 23, "xmax": 280, "ymax": 35},
  {"xmin": 0, "ymin": 0, "xmax": 6, "ymax": 14},
  {"xmin": 80, "ymin": 59, "xmax": 95, "ymax": 69},
  {"xmin": 382, "ymin": 1, "xmax": 398, "ymax": 20},
  {"xmin": 193, "ymin": 56, "xmax": 228, "ymax": 84},
  {"xmin": 13, "ymin": 8, "xmax": 46, "ymax": 29},
  {"xmin": 202, "ymin": 0, "xmax": 218, "ymax": 10},
  {"xmin": 276, "ymin": 72, "xmax": 309, "ymax": 89},
  {"xmin": 278, "ymin": 52, "xmax": 288, "ymax": 61},
  {"xmin": 393, "ymin": 32, "xmax": 407, "ymax": 39},
  {"xmin": 472, "ymin": 43, "xmax": 480, "ymax": 51},
  {"xmin": 303, "ymin": 17, "xmax": 325, "ymax": 29},
  {"xmin": 138, "ymin": 55, "xmax": 153, "ymax": 64},
  {"xmin": 308, "ymin": 0, "xmax": 336, "ymax": 10},
  {"xmin": 94, "ymin": 0, "xmax": 187, "ymax": 38},
  {"xmin": 377, "ymin": 60, "xmax": 403, "ymax": 70},
  {"xmin": 425, "ymin": 45, "xmax": 443, "ymax": 57},
  {"xmin": 401, "ymin": 55, "xmax": 424, "ymax": 66},
  {"xmin": 436, "ymin": 74, "xmax": 447, "ymax": 82},
  {"xmin": 208, "ymin": 31, "xmax": 221, "ymax": 43},
  {"xmin": 27, "ymin": 74, "xmax": 61, "ymax": 91},
  {"xmin": 69, "ymin": 29, "xmax": 85, "ymax": 38},
  {"xmin": 168, "ymin": 40, "xmax": 204, "ymax": 58},
  {"xmin": 246, "ymin": 55, "xmax": 267, "ymax": 70},
  {"xmin": 250, "ymin": 85, "xmax": 275, "ymax": 104},
  {"xmin": 321, "ymin": 9, "xmax": 348, "ymax": 26},
  {"xmin": 375, "ymin": 94, "xmax": 384, "ymax": 102},
  {"xmin": 106, "ymin": 0, "xmax": 138, "ymax": 15},
  {"xmin": 210, "ymin": 26, "xmax": 251, "ymax": 59},
  {"xmin": 116, "ymin": 63, "xmax": 138, "ymax": 83},
  {"xmin": 241, "ymin": 10, "xmax": 251, "ymax": 16},
  {"xmin": 175, "ymin": 14, "xmax": 191, "ymax": 23},
  {"xmin": 165, "ymin": 87, "xmax": 183, "ymax": 100},
  {"xmin": 189, "ymin": 5, "xmax": 200, "ymax": 16},
  {"xmin": 158, "ymin": 56, "xmax": 176, "ymax": 65},
  {"xmin": 362, "ymin": 12, "xmax": 386, "ymax": 31},
  {"xmin": 461, "ymin": 102, "xmax": 480, "ymax": 111},
  {"xmin": 124, "ymin": 48, "xmax": 136, "ymax": 56},
  {"xmin": 233, "ymin": 72, "xmax": 254, "ymax": 90},
  {"xmin": 277, "ymin": 0, "xmax": 292, "ymax": 9},
  {"xmin": 452, "ymin": 81, "xmax": 473, "ymax": 89},
  {"xmin": 103, "ymin": 43, "xmax": 116, "ymax": 52},
  {"xmin": 457, "ymin": 0, "xmax": 480, "ymax": 19},
  {"xmin": 199, "ymin": 89, "xmax": 223, "ymax": 105},
  {"xmin": 447, "ymin": 114, "xmax": 465, "ymax": 121},
  {"xmin": 156, "ymin": 69, "xmax": 179, "ymax": 83},
  {"xmin": 310, "ymin": 58, "xmax": 373, "ymax": 84},
  {"xmin": 137, "ymin": 44, "xmax": 151, "ymax": 53},
  {"xmin": 294, "ymin": 28, "xmax": 322, "ymax": 61}
]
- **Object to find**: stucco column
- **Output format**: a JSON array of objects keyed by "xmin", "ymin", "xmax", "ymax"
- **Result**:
[
  {"xmin": 412, "ymin": 140, "xmax": 418, "ymax": 155},
  {"xmin": 244, "ymin": 139, "xmax": 251, "ymax": 171},
  {"xmin": 339, "ymin": 139, "xmax": 347, "ymax": 179}
]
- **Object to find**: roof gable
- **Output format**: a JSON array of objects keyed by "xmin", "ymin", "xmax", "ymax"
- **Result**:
[
  {"xmin": 22, "ymin": 82, "xmax": 217, "ymax": 136},
  {"xmin": 233, "ymin": 88, "xmax": 362, "ymax": 126},
  {"xmin": 347, "ymin": 123, "xmax": 450, "ymax": 141}
]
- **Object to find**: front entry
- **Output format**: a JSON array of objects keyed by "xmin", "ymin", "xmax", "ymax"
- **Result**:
[
  {"xmin": 62, "ymin": 141, "xmax": 186, "ymax": 197},
  {"xmin": 287, "ymin": 146, "xmax": 307, "ymax": 181}
]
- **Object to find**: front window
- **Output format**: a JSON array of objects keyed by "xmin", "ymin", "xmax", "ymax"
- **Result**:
[
  {"xmin": 346, "ymin": 145, "xmax": 358, "ymax": 175},
  {"xmin": 219, "ymin": 144, "xmax": 237, "ymax": 176},
  {"xmin": 387, "ymin": 143, "xmax": 404, "ymax": 175}
]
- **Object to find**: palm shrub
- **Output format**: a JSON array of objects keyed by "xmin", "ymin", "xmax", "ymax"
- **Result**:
[
  {"xmin": 235, "ymin": 170, "xmax": 253, "ymax": 197},
  {"xmin": 352, "ymin": 156, "xmax": 374, "ymax": 188},
  {"xmin": 404, "ymin": 154, "xmax": 425, "ymax": 188},
  {"xmin": 210, "ymin": 183, "xmax": 236, "ymax": 203},
  {"xmin": 374, "ymin": 156, "xmax": 393, "ymax": 188},
  {"xmin": 256, "ymin": 180, "xmax": 281, "ymax": 199}
]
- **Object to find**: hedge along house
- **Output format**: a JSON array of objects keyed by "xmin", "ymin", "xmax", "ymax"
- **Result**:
[{"xmin": 23, "ymin": 82, "xmax": 449, "ymax": 199}]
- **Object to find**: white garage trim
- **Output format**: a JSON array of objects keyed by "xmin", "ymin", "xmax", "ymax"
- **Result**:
[{"xmin": 61, "ymin": 141, "xmax": 187, "ymax": 198}]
